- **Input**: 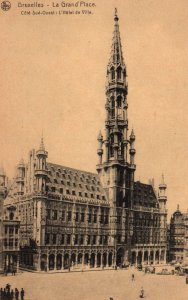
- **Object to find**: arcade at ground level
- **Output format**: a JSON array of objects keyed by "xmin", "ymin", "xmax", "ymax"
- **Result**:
[{"xmin": 19, "ymin": 247, "xmax": 166, "ymax": 271}]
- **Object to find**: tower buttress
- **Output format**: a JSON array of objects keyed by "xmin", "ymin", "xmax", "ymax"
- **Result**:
[
  {"xmin": 16, "ymin": 159, "xmax": 25, "ymax": 195},
  {"xmin": 158, "ymin": 174, "xmax": 167, "ymax": 210},
  {"xmin": 35, "ymin": 138, "xmax": 48, "ymax": 194}
]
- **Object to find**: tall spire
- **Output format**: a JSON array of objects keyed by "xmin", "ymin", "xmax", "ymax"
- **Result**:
[
  {"xmin": 39, "ymin": 137, "xmax": 45, "ymax": 152},
  {"xmin": 108, "ymin": 8, "xmax": 125, "ymax": 67}
]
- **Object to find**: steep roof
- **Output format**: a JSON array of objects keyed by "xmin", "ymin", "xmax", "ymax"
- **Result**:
[
  {"xmin": 133, "ymin": 181, "xmax": 158, "ymax": 208},
  {"xmin": 46, "ymin": 163, "xmax": 108, "ymax": 203}
]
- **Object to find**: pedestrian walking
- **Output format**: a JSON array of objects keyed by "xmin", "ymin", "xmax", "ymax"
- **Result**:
[
  {"xmin": 132, "ymin": 273, "xmax": 135, "ymax": 281},
  {"xmin": 139, "ymin": 287, "xmax": 144, "ymax": 298},
  {"xmin": 15, "ymin": 288, "xmax": 19, "ymax": 300},
  {"xmin": 21, "ymin": 288, "xmax": 25, "ymax": 300}
]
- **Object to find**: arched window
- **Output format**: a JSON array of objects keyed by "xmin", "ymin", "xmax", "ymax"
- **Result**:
[
  {"xmin": 118, "ymin": 133, "xmax": 124, "ymax": 157},
  {"xmin": 117, "ymin": 67, "xmax": 122, "ymax": 80},
  {"xmin": 109, "ymin": 134, "xmax": 114, "ymax": 157},
  {"xmin": 117, "ymin": 96, "xmax": 122, "ymax": 118},
  {"xmin": 117, "ymin": 96, "xmax": 122, "ymax": 108},
  {"xmin": 10, "ymin": 212, "xmax": 14, "ymax": 220},
  {"xmin": 110, "ymin": 67, "xmax": 115, "ymax": 80},
  {"xmin": 123, "ymin": 69, "xmax": 126, "ymax": 79}
]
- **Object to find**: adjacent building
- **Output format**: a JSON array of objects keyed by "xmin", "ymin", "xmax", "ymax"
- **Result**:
[
  {"xmin": 169, "ymin": 206, "xmax": 188, "ymax": 265},
  {"xmin": 3, "ymin": 11, "xmax": 168, "ymax": 272},
  {"xmin": 0, "ymin": 168, "xmax": 20, "ymax": 273}
]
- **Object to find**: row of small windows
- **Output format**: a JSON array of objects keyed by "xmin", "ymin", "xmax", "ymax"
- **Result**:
[
  {"xmin": 49, "ymin": 167, "xmax": 98, "ymax": 183},
  {"xmin": 48, "ymin": 187, "xmax": 105, "ymax": 200},
  {"xmin": 45, "ymin": 233, "xmax": 109, "ymax": 246},
  {"xmin": 46, "ymin": 209, "xmax": 109, "ymax": 224},
  {"xmin": 134, "ymin": 219, "xmax": 160, "ymax": 227},
  {"xmin": 49, "ymin": 180, "xmax": 100, "ymax": 192}
]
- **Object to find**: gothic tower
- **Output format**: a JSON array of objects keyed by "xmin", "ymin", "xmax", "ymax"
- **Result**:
[
  {"xmin": 33, "ymin": 138, "xmax": 48, "ymax": 247},
  {"xmin": 97, "ymin": 10, "xmax": 136, "ymax": 210},
  {"xmin": 96, "ymin": 10, "xmax": 136, "ymax": 261}
]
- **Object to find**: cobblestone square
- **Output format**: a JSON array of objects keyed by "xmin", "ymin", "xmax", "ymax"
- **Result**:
[{"xmin": 0, "ymin": 268, "xmax": 187, "ymax": 300}]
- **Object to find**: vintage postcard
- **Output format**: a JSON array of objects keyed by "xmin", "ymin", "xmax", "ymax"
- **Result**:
[{"xmin": 0, "ymin": 0, "xmax": 188, "ymax": 299}]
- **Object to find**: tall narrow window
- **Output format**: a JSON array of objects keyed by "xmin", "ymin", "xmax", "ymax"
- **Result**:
[
  {"xmin": 117, "ymin": 96, "xmax": 122, "ymax": 108},
  {"xmin": 117, "ymin": 67, "xmax": 122, "ymax": 80},
  {"xmin": 111, "ymin": 67, "xmax": 115, "ymax": 80},
  {"xmin": 111, "ymin": 97, "xmax": 115, "ymax": 118},
  {"xmin": 67, "ymin": 211, "xmax": 72, "ymax": 222},
  {"xmin": 110, "ymin": 134, "xmax": 114, "ymax": 157}
]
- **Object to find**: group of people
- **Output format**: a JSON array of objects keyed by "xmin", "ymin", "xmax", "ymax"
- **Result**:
[
  {"xmin": 0, "ymin": 284, "xmax": 25, "ymax": 300},
  {"xmin": 3, "ymin": 268, "xmax": 17, "ymax": 276}
]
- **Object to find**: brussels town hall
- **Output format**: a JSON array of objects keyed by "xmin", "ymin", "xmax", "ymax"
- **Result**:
[{"xmin": 1, "ymin": 11, "xmax": 168, "ymax": 272}]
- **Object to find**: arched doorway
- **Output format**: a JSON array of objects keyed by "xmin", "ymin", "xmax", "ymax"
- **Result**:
[
  {"xmin": 77, "ymin": 253, "xmax": 83, "ymax": 266},
  {"xmin": 160, "ymin": 250, "xmax": 165, "ymax": 262},
  {"xmin": 155, "ymin": 251, "xmax": 159, "ymax": 264},
  {"xmin": 71, "ymin": 253, "xmax": 76, "ymax": 267},
  {"xmin": 90, "ymin": 253, "xmax": 95, "ymax": 268},
  {"xmin": 64, "ymin": 253, "xmax": 69, "ymax": 269},
  {"xmin": 150, "ymin": 251, "xmax": 154, "ymax": 264},
  {"xmin": 137, "ymin": 251, "xmax": 142, "ymax": 265},
  {"xmin": 131, "ymin": 252, "xmax": 136, "ymax": 265},
  {"xmin": 103, "ymin": 252, "xmax": 107, "ymax": 267},
  {"xmin": 84, "ymin": 253, "xmax": 89, "ymax": 265},
  {"xmin": 56, "ymin": 254, "xmax": 62, "ymax": 270},
  {"xmin": 97, "ymin": 253, "xmax": 101, "ymax": 267},
  {"xmin": 144, "ymin": 251, "xmax": 148, "ymax": 264},
  {"xmin": 41, "ymin": 254, "xmax": 47, "ymax": 271},
  {"xmin": 116, "ymin": 248, "xmax": 124, "ymax": 267},
  {"xmin": 49, "ymin": 254, "xmax": 55, "ymax": 270},
  {"xmin": 108, "ymin": 252, "xmax": 113, "ymax": 267}
]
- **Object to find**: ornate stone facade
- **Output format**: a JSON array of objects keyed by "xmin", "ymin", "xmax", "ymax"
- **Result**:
[
  {"xmin": 169, "ymin": 206, "xmax": 188, "ymax": 265},
  {"xmin": 4, "ymin": 11, "xmax": 168, "ymax": 272},
  {"xmin": 0, "ymin": 168, "xmax": 20, "ymax": 273}
]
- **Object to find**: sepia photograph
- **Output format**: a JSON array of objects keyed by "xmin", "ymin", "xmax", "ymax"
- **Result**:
[{"xmin": 0, "ymin": 0, "xmax": 188, "ymax": 299}]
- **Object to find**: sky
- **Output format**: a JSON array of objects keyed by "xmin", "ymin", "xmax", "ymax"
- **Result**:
[{"xmin": 0, "ymin": 0, "xmax": 188, "ymax": 219}]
